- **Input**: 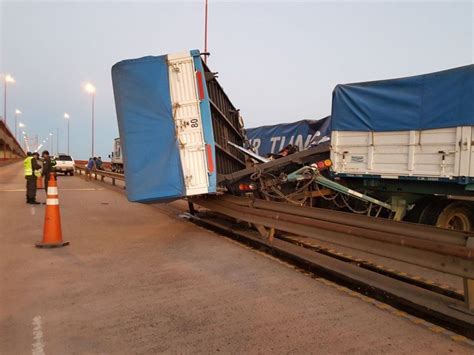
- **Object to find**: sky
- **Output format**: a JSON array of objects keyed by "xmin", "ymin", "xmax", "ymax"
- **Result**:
[{"xmin": 1, "ymin": 0, "xmax": 473, "ymax": 159}]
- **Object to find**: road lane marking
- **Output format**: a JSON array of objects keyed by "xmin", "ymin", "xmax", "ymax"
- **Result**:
[{"xmin": 32, "ymin": 315, "xmax": 45, "ymax": 355}]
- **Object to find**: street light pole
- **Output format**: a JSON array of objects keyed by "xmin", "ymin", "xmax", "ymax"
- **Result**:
[
  {"xmin": 3, "ymin": 74, "xmax": 15, "ymax": 159},
  {"xmin": 84, "ymin": 82, "xmax": 96, "ymax": 157},
  {"xmin": 56, "ymin": 127, "xmax": 59, "ymax": 154},
  {"xmin": 3, "ymin": 80, "xmax": 6, "ymax": 125},
  {"xmin": 14, "ymin": 109, "xmax": 22, "ymax": 141},
  {"xmin": 64, "ymin": 113, "xmax": 70, "ymax": 155},
  {"xmin": 204, "ymin": 0, "xmax": 208, "ymax": 63},
  {"xmin": 92, "ymin": 92, "xmax": 95, "ymax": 157}
]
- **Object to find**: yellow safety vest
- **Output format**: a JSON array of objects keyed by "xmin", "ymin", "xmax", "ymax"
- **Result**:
[
  {"xmin": 24, "ymin": 157, "xmax": 33, "ymax": 176},
  {"xmin": 24, "ymin": 157, "xmax": 41, "ymax": 177}
]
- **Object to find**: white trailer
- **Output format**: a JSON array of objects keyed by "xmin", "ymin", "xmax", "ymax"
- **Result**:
[
  {"xmin": 110, "ymin": 137, "xmax": 124, "ymax": 173},
  {"xmin": 331, "ymin": 126, "xmax": 474, "ymax": 180},
  {"xmin": 330, "ymin": 64, "xmax": 474, "ymax": 231}
]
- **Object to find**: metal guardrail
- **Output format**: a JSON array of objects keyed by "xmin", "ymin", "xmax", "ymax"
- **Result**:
[
  {"xmin": 193, "ymin": 194, "xmax": 474, "ymax": 311},
  {"xmin": 74, "ymin": 165, "xmax": 125, "ymax": 186},
  {"xmin": 71, "ymin": 163, "xmax": 474, "ymax": 311}
]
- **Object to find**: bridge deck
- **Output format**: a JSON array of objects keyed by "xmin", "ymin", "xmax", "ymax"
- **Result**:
[{"xmin": 0, "ymin": 162, "xmax": 471, "ymax": 353}]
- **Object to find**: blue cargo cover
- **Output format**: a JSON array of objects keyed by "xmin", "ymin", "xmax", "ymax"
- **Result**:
[
  {"xmin": 247, "ymin": 117, "xmax": 330, "ymax": 156},
  {"xmin": 112, "ymin": 55, "xmax": 184, "ymax": 202},
  {"xmin": 332, "ymin": 65, "xmax": 474, "ymax": 132}
]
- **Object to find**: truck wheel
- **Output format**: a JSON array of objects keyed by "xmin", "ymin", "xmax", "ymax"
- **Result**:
[
  {"xmin": 404, "ymin": 197, "xmax": 432, "ymax": 223},
  {"xmin": 435, "ymin": 202, "xmax": 474, "ymax": 232}
]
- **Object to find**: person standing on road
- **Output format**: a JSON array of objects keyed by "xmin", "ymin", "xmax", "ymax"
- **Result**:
[
  {"xmin": 85, "ymin": 157, "xmax": 95, "ymax": 181},
  {"xmin": 41, "ymin": 150, "xmax": 56, "ymax": 193},
  {"xmin": 24, "ymin": 152, "xmax": 42, "ymax": 204},
  {"xmin": 96, "ymin": 156, "xmax": 103, "ymax": 170}
]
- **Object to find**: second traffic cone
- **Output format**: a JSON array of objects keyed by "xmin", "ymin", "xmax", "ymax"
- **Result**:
[
  {"xmin": 36, "ymin": 175, "xmax": 43, "ymax": 189},
  {"xmin": 36, "ymin": 173, "xmax": 69, "ymax": 248}
]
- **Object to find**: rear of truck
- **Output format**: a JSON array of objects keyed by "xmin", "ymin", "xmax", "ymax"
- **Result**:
[
  {"xmin": 111, "ymin": 50, "xmax": 245, "ymax": 203},
  {"xmin": 330, "ymin": 64, "xmax": 474, "ymax": 230}
]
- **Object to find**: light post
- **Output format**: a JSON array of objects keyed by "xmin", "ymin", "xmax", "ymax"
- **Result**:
[
  {"xmin": 204, "ymin": 0, "xmax": 208, "ymax": 63},
  {"xmin": 49, "ymin": 132, "xmax": 53, "ymax": 154},
  {"xmin": 56, "ymin": 127, "xmax": 59, "ymax": 154},
  {"xmin": 18, "ymin": 121, "xmax": 25, "ymax": 135},
  {"xmin": 22, "ymin": 131, "xmax": 29, "ymax": 152},
  {"xmin": 3, "ymin": 74, "xmax": 15, "ymax": 125},
  {"xmin": 84, "ymin": 82, "xmax": 96, "ymax": 157},
  {"xmin": 14, "ymin": 109, "xmax": 22, "ymax": 140},
  {"xmin": 2, "ymin": 74, "xmax": 15, "ymax": 158},
  {"xmin": 64, "ymin": 113, "xmax": 70, "ymax": 155}
]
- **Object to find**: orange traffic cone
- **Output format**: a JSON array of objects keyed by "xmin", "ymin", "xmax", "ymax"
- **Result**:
[
  {"xmin": 36, "ymin": 176, "xmax": 43, "ymax": 189},
  {"xmin": 36, "ymin": 173, "xmax": 69, "ymax": 248}
]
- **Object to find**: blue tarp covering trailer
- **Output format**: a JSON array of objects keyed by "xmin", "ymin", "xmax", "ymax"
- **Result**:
[
  {"xmin": 112, "ymin": 50, "xmax": 245, "ymax": 203},
  {"xmin": 112, "ymin": 55, "xmax": 185, "ymax": 203},
  {"xmin": 331, "ymin": 65, "xmax": 474, "ymax": 132},
  {"xmin": 247, "ymin": 117, "xmax": 331, "ymax": 156}
]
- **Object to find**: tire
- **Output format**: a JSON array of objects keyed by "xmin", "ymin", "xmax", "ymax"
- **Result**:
[
  {"xmin": 435, "ymin": 202, "xmax": 474, "ymax": 232},
  {"xmin": 404, "ymin": 197, "xmax": 433, "ymax": 223},
  {"xmin": 418, "ymin": 198, "xmax": 449, "ymax": 226}
]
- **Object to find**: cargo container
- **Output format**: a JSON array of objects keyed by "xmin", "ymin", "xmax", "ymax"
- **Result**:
[
  {"xmin": 112, "ymin": 50, "xmax": 245, "ymax": 202},
  {"xmin": 330, "ymin": 65, "xmax": 474, "ymax": 183},
  {"xmin": 328, "ymin": 64, "xmax": 474, "ymax": 230}
]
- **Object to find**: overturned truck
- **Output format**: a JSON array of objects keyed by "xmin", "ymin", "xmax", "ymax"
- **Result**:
[
  {"xmin": 112, "ymin": 50, "xmax": 246, "ymax": 202},
  {"xmin": 112, "ymin": 51, "xmax": 474, "ymax": 231}
]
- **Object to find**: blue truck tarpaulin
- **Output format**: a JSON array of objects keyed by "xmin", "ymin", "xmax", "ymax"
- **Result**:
[
  {"xmin": 331, "ymin": 64, "xmax": 474, "ymax": 132},
  {"xmin": 112, "ymin": 55, "xmax": 185, "ymax": 202},
  {"xmin": 247, "ymin": 117, "xmax": 330, "ymax": 156}
]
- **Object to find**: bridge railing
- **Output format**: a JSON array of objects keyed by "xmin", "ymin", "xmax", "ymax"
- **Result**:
[{"xmin": 74, "ymin": 165, "xmax": 125, "ymax": 187}]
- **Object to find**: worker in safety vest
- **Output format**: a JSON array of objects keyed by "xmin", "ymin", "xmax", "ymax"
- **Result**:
[{"xmin": 24, "ymin": 152, "xmax": 42, "ymax": 204}]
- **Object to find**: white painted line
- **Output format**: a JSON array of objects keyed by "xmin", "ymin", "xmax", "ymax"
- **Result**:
[
  {"xmin": 62, "ymin": 188, "xmax": 105, "ymax": 191},
  {"xmin": 0, "ymin": 188, "xmax": 104, "ymax": 192},
  {"xmin": 32, "ymin": 315, "xmax": 45, "ymax": 355}
]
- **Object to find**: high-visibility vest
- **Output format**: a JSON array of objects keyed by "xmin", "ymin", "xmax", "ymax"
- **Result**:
[
  {"xmin": 24, "ymin": 157, "xmax": 33, "ymax": 176},
  {"xmin": 24, "ymin": 157, "xmax": 42, "ymax": 177},
  {"xmin": 34, "ymin": 166, "xmax": 42, "ymax": 177}
]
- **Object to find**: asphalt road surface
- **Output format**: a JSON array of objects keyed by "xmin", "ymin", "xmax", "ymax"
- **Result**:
[{"xmin": 0, "ymin": 162, "xmax": 472, "ymax": 354}]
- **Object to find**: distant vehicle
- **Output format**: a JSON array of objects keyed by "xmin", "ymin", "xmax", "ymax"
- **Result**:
[
  {"xmin": 110, "ymin": 138, "xmax": 124, "ymax": 173},
  {"xmin": 54, "ymin": 154, "xmax": 75, "ymax": 175}
]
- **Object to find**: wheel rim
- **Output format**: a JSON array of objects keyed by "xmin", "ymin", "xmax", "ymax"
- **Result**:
[{"xmin": 445, "ymin": 213, "xmax": 471, "ymax": 231}]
